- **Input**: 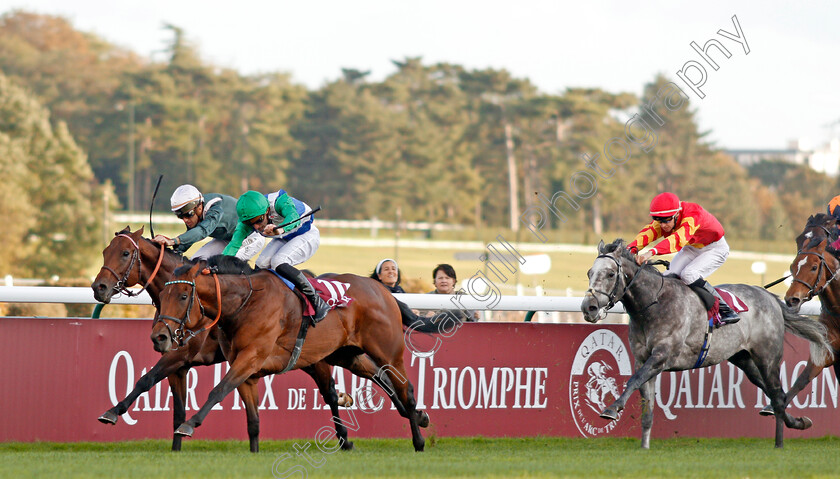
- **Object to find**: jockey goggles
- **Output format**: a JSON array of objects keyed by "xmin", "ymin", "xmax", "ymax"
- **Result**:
[
  {"xmin": 176, "ymin": 209, "xmax": 197, "ymax": 219},
  {"xmin": 175, "ymin": 200, "xmax": 201, "ymax": 219},
  {"xmin": 652, "ymin": 214, "xmax": 677, "ymax": 223},
  {"xmin": 247, "ymin": 214, "xmax": 268, "ymax": 227}
]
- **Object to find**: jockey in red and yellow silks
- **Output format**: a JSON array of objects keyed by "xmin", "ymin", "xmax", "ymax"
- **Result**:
[
  {"xmin": 628, "ymin": 192, "xmax": 739, "ymax": 326},
  {"xmin": 627, "ymin": 202, "xmax": 724, "ymax": 257}
]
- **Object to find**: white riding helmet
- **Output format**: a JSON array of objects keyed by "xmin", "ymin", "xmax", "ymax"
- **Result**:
[{"xmin": 170, "ymin": 184, "xmax": 203, "ymax": 212}]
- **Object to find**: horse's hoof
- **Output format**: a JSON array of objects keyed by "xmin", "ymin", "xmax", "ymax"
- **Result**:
[
  {"xmin": 418, "ymin": 411, "xmax": 430, "ymax": 428},
  {"xmin": 341, "ymin": 440, "xmax": 354, "ymax": 451},
  {"xmin": 600, "ymin": 408, "xmax": 619, "ymax": 421},
  {"xmin": 175, "ymin": 424, "xmax": 194, "ymax": 437},
  {"xmin": 98, "ymin": 411, "xmax": 118, "ymax": 425},
  {"xmin": 758, "ymin": 405, "xmax": 775, "ymax": 417},
  {"xmin": 802, "ymin": 416, "xmax": 813, "ymax": 429},
  {"xmin": 337, "ymin": 392, "xmax": 354, "ymax": 408}
]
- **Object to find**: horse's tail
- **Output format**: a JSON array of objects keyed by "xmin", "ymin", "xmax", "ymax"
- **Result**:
[
  {"xmin": 394, "ymin": 298, "xmax": 441, "ymax": 333},
  {"xmin": 778, "ymin": 298, "xmax": 835, "ymax": 365}
]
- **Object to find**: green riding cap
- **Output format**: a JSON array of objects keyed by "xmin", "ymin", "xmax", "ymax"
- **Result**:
[{"xmin": 236, "ymin": 190, "xmax": 269, "ymax": 221}]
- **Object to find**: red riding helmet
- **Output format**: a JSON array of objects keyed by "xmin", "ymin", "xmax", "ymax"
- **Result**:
[{"xmin": 649, "ymin": 192, "xmax": 682, "ymax": 217}]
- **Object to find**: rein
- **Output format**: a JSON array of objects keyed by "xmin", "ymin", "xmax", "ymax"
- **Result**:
[
  {"xmin": 157, "ymin": 271, "xmax": 222, "ymax": 348},
  {"xmin": 99, "ymin": 234, "xmax": 166, "ymax": 297},
  {"xmin": 157, "ymin": 270, "xmax": 253, "ymax": 348}
]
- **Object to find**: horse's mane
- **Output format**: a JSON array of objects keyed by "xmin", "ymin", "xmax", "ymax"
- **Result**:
[
  {"xmin": 602, "ymin": 239, "xmax": 637, "ymax": 263},
  {"xmin": 173, "ymin": 259, "xmax": 202, "ymax": 277},
  {"xmin": 206, "ymin": 255, "xmax": 262, "ymax": 275},
  {"xmin": 169, "ymin": 255, "xmax": 264, "ymax": 278},
  {"xmin": 603, "ymin": 238, "xmax": 676, "ymax": 279},
  {"xmin": 114, "ymin": 227, "xmax": 189, "ymax": 262},
  {"xmin": 806, "ymin": 213, "xmax": 832, "ymax": 228},
  {"xmin": 140, "ymin": 236, "xmax": 189, "ymax": 261},
  {"xmin": 800, "ymin": 214, "xmax": 840, "ymax": 257}
]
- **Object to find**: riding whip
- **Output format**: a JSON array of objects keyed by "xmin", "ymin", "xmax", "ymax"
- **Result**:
[
  {"xmin": 764, "ymin": 275, "xmax": 790, "ymax": 289},
  {"xmin": 276, "ymin": 206, "xmax": 322, "ymax": 230},
  {"xmin": 149, "ymin": 175, "xmax": 163, "ymax": 238}
]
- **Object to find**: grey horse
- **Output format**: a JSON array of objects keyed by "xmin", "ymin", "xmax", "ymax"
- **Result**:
[{"xmin": 581, "ymin": 239, "xmax": 833, "ymax": 448}]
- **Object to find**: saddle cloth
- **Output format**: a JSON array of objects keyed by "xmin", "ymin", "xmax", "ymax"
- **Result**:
[
  {"xmin": 268, "ymin": 270, "xmax": 353, "ymax": 316},
  {"xmin": 715, "ymin": 287, "xmax": 749, "ymax": 313}
]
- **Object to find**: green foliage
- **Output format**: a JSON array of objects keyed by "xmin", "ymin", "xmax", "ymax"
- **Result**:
[
  {"xmin": 0, "ymin": 11, "xmax": 831, "ymax": 280},
  {"xmin": 0, "ymin": 73, "xmax": 105, "ymax": 277}
]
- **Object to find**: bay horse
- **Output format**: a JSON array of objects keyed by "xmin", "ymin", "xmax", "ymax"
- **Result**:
[
  {"xmin": 757, "ymin": 213, "xmax": 840, "ymax": 416},
  {"xmin": 152, "ymin": 255, "xmax": 430, "ymax": 452},
  {"xmin": 91, "ymin": 227, "xmax": 355, "ymax": 453},
  {"xmin": 581, "ymin": 239, "xmax": 832, "ymax": 448}
]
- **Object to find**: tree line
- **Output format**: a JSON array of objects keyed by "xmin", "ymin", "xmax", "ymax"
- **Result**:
[{"xmin": 0, "ymin": 11, "xmax": 835, "ymax": 278}]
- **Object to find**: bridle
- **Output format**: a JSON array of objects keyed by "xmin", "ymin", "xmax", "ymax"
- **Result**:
[
  {"xmin": 586, "ymin": 254, "xmax": 625, "ymax": 311},
  {"xmin": 586, "ymin": 253, "xmax": 663, "ymax": 314},
  {"xmin": 155, "ymin": 269, "xmax": 253, "ymax": 348},
  {"xmin": 791, "ymin": 232, "xmax": 840, "ymax": 302},
  {"xmin": 98, "ymin": 233, "xmax": 165, "ymax": 297}
]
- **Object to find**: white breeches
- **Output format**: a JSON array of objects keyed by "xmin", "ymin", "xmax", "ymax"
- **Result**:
[
  {"xmin": 255, "ymin": 225, "xmax": 320, "ymax": 269},
  {"xmin": 666, "ymin": 236, "xmax": 730, "ymax": 284}
]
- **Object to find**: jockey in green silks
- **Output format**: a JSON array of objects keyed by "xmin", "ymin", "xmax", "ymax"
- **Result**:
[{"xmin": 223, "ymin": 190, "xmax": 328, "ymax": 322}]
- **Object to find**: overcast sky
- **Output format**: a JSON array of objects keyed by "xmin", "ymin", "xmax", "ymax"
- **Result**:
[{"xmin": 3, "ymin": 0, "xmax": 839, "ymax": 150}]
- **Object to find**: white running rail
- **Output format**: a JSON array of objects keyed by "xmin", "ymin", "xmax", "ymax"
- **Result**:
[{"xmin": 0, "ymin": 286, "xmax": 822, "ymax": 316}]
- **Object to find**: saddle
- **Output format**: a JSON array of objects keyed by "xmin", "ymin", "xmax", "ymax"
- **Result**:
[
  {"xmin": 693, "ymin": 288, "xmax": 750, "ymax": 368},
  {"xmin": 715, "ymin": 288, "xmax": 749, "ymax": 313},
  {"xmin": 707, "ymin": 288, "xmax": 749, "ymax": 327},
  {"xmin": 268, "ymin": 271, "xmax": 353, "ymax": 373},
  {"xmin": 267, "ymin": 270, "xmax": 353, "ymax": 315}
]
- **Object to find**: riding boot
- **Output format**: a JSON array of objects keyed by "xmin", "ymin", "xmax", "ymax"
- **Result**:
[
  {"xmin": 687, "ymin": 278, "xmax": 716, "ymax": 310},
  {"xmin": 701, "ymin": 280, "xmax": 740, "ymax": 325},
  {"xmin": 275, "ymin": 263, "xmax": 330, "ymax": 323}
]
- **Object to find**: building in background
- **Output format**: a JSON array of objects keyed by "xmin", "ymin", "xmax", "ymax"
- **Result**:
[{"xmin": 727, "ymin": 138, "xmax": 840, "ymax": 176}]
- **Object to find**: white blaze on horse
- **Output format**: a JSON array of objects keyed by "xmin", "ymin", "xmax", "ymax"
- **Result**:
[{"xmin": 581, "ymin": 239, "xmax": 833, "ymax": 449}]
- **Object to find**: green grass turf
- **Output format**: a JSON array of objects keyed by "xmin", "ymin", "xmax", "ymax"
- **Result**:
[{"xmin": 2, "ymin": 436, "xmax": 839, "ymax": 479}]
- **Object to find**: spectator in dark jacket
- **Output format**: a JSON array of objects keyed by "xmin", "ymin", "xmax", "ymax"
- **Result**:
[
  {"xmin": 370, "ymin": 258, "xmax": 405, "ymax": 293},
  {"xmin": 426, "ymin": 263, "xmax": 479, "ymax": 322}
]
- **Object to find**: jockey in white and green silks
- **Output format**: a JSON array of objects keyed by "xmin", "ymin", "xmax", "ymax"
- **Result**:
[{"xmin": 223, "ymin": 189, "xmax": 329, "ymax": 322}]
